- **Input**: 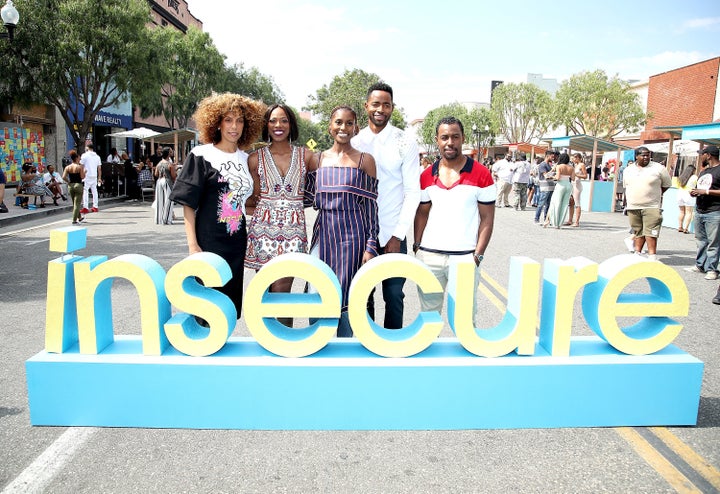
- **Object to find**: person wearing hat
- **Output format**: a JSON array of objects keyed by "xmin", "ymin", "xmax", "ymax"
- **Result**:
[{"xmin": 687, "ymin": 145, "xmax": 720, "ymax": 283}]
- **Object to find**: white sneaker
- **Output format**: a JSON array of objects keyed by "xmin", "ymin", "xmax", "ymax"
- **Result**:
[
  {"xmin": 684, "ymin": 266, "xmax": 702, "ymax": 273},
  {"xmin": 705, "ymin": 271, "xmax": 718, "ymax": 280},
  {"xmin": 647, "ymin": 254, "xmax": 659, "ymax": 261},
  {"xmin": 624, "ymin": 236, "xmax": 635, "ymax": 253}
]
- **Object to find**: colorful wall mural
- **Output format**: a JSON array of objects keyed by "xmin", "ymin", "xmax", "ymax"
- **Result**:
[{"xmin": 0, "ymin": 127, "xmax": 46, "ymax": 182}]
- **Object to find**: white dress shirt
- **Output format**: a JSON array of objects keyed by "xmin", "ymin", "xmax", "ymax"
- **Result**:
[{"xmin": 352, "ymin": 124, "xmax": 421, "ymax": 246}]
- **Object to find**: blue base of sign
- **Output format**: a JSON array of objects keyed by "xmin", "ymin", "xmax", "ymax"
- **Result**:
[{"xmin": 26, "ymin": 336, "xmax": 703, "ymax": 430}]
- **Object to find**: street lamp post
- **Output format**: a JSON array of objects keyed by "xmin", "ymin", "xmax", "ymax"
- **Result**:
[
  {"xmin": 472, "ymin": 124, "xmax": 481, "ymax": 162},
  {"xmin": 0, "ymin": 0, "xmax": 19, "ymax": 42},
  {"xmin": 482, "ymin": 125, "xmax": 490, "ymax": 160}
]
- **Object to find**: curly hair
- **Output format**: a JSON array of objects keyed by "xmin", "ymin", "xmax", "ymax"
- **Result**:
[{"xmin": 194, "ymin": 93, "xmax": 266, "ymax": 150}]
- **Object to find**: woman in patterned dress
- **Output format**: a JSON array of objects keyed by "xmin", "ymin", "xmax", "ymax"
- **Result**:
[
  {"xmin": 170, "ymin": 93, "xmax": 265, "ymax": 318},
  {"xmin": 154, "ymin": 147, "xmax": 177, "ymax": 225},
  {"xmin": 245, "ymin": 105, "xmax": 318, "ymax": 327},
  {"xmin": 309, "ymin": 106, "xmax": 379, "ymax": 337}
]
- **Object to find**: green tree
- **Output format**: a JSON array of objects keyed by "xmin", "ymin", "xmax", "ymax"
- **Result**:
[
  {"xmin": 294, "ymin": 113, "xmax": 326, "ymax": 152},
  {"xmin": 136, "ymin": 26, "xmax": 226, "ymax": 130},
  {"xmin": 553, "ymin": 70, "xmax": 646, "ymax": 139},
  {"xmin": 419, "ymin": 103, "xmax": 495, "ymax": 157},
  {"xmin": 304, "ymin": 68, "xmax": 407, "ymax": 137},
  {"xmin": 219, "ymin": 63, "xmax": 284, "ymax": 105},
  {"xmin": 0, "ymin": 0, "xmax": 158, "ymax": 150},
  {"xmin": 490, "ymin": 82, "xmax": 553, "ymax": 144}
]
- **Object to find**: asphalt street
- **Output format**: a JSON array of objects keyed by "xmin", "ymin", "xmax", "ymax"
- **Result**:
[{"xmin": 1, "ymin": 201, "xmax": 719, "ymax": 493}]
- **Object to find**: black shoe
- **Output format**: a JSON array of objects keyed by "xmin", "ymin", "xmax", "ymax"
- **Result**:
[
  {"xmin": 0, "ymin": 202, "xmax": 7, "ymax": 213},
  {"xmin": 713, "ymin": 288, "xmax": 720, "ymax": 305},
  {"xmin": 61, "ymin": 194, "xmax": 67, "ymax": 201}
]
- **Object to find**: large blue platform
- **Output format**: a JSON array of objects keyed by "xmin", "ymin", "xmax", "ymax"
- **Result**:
[{"xmin": 26, "ymin": 335, "xmax": 703, "ymax": 430}]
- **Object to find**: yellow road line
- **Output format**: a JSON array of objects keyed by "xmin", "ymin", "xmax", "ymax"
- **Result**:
[
  {"xmin": 480, "ymin": 271, "xmax": 508, "ymax": 299},
  {"xmin": 650, "ymin": 427, "xmax": 720, "ymax": 491},
  {"xmin": 476, "ymin": 278, "xmax": 506, "ymax": 314},
  {"xmin": 616, "ymin": 427, "xmax": 701, "ymax": 493},
  {"xmin": 478, "ymin": 271, "xmax": 716, "ymax": 493}
]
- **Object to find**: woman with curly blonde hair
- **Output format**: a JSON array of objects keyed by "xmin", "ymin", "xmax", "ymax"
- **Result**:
[{"xmin": 171, "ymin": 93, "xmax": 266, "ymax": 319}]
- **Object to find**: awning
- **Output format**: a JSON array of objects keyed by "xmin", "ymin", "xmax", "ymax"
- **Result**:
[
  {"xmin": 151, "ymin": 128, "xmax": 198, "ymax": 145},
  {"xmin": 542, "ymin": 134, "xmax": 632, "ymax": 153},
  {"xmin": 655, "ymin": 122, "xmax": 720, "ymax": 147},
  {"xmin": 148, "ymin": 128, "xmax": 199, "ymax": 164},
  {"xmin": 505, "ymin": 142, "xmax": 549, "ymax": 155}
]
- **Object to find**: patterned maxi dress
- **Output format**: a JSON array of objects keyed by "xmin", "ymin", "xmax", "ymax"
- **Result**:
[
  {"xmin": 155, "ymin": 159, "xmax": 174, "ymax": 225},
  {"xmin": 170, "ymin": 144, "xmax": 254, "ymax": 317},
  {"xmin": 245, "ymin": 146, "xmax": 308, "ymax": 269},
  {"xmin": 309, "ymin": 154, "xmax": 379, "ymax": 313}
]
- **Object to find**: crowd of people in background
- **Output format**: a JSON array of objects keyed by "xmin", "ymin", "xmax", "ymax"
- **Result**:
[{"xmin": 3, "ymin": 81, "xmax": 718, "ymax": 313}]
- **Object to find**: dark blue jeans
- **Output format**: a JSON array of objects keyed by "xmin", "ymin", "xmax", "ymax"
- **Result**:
[
  {"xmin": 367, "ymin": 237, "xmax": 407, "ymax": 329},
  {"xmin": 534, "ymin": 190, "xmax": 553, "ymax": 223}
]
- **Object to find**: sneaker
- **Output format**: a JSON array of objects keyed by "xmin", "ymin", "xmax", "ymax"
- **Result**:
[
  {"xmin": 647, "ymin": 254, "xmax": 659, "ymax": 261},
  {"xmin": 91, "ymin": 207, "xmax": 99, "ymax": 213},
  {"xmin": 705, "ymin": 271, "xmax": 718, "ymax": 280},
  {"xmin": 624, "ymin": 236, "xmax": 635, "ymax": 253},
  {"xmin": 0, "ymin": 202, "xmax": 8, "ymax": 213},
  {"xmin": 684, "ymin": 266, "xmax": 703, "ymax": 273},
  {"xmin": 78, "ymin": 216, "xmax": 85, "ymax": 223},
  {"xmin": 80, "ymin": 208, "xmax": 89, "ymax": 214},
  {"xmin": 713, "ymin": 288, "xmax": 720, "ymax": 305}
]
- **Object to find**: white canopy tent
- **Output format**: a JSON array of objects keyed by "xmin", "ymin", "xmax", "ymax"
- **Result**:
[
  {"xmin": 106, "ymin": 127, "xmax": 161, "ymax": 140},
  {"xmin": 643, "ymin": 139, "xmax": 699, "ymax": 156}
]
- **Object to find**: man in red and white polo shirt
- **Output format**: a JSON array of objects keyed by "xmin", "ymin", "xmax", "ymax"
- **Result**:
[{"xmin": 413, "ymin": 116, "xmax": 496, "ymax": 325}]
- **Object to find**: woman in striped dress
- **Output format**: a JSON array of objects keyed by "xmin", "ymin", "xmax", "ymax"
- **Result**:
[{"xmin": 309, "ymin": 106, "xmax": 379, "ymax": 337}]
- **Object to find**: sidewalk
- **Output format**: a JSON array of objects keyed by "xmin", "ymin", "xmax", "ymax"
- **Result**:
[{"xmin": 0, "ymin": 194, "xmax": 129, "ymax": 229}]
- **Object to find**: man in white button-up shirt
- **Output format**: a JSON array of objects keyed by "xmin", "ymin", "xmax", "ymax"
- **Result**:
[{"xmin": 352, "ymin": 82, "xmax": 421, "ymax": 329}]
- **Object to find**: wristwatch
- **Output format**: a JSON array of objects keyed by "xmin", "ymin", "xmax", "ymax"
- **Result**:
[{"xmin": 474, "ymin": 253, "xmax": 484, "ymax": 263}]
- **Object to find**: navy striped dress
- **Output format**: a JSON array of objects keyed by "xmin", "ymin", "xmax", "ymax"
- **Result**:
[{"xmin": 309, "ymin": 159, "xmax": 379, "ymax": 311}]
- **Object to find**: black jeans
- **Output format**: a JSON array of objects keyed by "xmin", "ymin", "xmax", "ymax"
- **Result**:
[{"xmin": 367, "ymin": 237, "xmax": 407, "ymax": 329}]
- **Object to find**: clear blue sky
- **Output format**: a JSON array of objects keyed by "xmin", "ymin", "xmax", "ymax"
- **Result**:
[{"xmin": 187, "ymin": 0, "xmax": 718, "ymax": 120}]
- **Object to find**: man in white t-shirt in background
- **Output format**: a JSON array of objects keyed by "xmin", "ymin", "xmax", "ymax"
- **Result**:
[
  {"xmin": 80, "ymin": 142, "xmax": 102, "ymax": 214},
  {"xmin": 623, "ymin": 146, "xmax": 671, "ymax": 261},
  {"xmin": 492, "ymin": 153, "xmax": 514, "ymax": 207},
  {"xmin": 510, "ymin": 153, "xmax": 531, "ymax": 211}
]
